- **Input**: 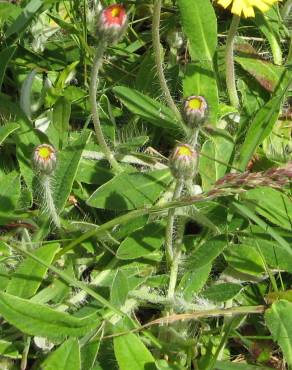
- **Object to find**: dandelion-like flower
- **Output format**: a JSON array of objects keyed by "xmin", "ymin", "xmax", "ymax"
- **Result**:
[
  {"xmin": 216, "ymin": 0, "xmax": 280, "ymax": 18},
  {"xmin": 33, "ymin": 144, "xmax": 57, "ymax": 175},
  {"xmin": 184, "ymin": 95, "xmax": 208, "ymax": 128},
  {"xmin": 169, "ymin": 144, "xmax": 198, "ymax": 179},
  {"xmin": 97, "ymin": 4, "xmax": 127, "ymax": 44}
]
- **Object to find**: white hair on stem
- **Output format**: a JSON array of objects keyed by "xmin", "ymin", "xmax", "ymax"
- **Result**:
[{"xmin": 40, "ymin": 175, "xmax": 60, "ymax": 229}]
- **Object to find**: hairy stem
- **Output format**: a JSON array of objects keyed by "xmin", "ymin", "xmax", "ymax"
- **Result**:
[
  {"xmin": 165, "ymin": 180, "xmax": 184, "ymax": 265},
  {"xmin": 225, "ymin": 14, "xmax": 240, "ymax": 108},
  {"xmin": 89, "ymin": 41, "xmax": 122, "ymax": 173},
  {"xmin": 167, "ymin": 216, "xmax": 185, "ymax": 301},
  {"xmin": 152, "ymin": 0, "xmax": 182, "ymax": 121},
  {"xmin": 41, "ymin": 175, "xmax": 60, "ymax": 228}
]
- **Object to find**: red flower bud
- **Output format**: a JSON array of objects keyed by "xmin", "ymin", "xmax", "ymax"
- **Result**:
[{"xmin": 97, "ymin": 4, "xmax": 127, "ymax": 44}]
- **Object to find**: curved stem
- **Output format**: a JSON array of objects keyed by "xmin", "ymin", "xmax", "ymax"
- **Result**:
[
  {"xmin": 225, "ymin": 14, "xmax": 240, "ymax": 108},
  {"xmin": 152, "ymin": 0, "xmax": 182, "ymax": 121},
  {"xmin": 89, "ymin": 42, "xmax": 122, "ymax": 174}
]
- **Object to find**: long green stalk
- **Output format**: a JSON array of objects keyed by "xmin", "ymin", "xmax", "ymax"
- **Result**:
[
  {"xmin": 152, "ymin": 0, "xmax": 182, "ymax": 121},
  {"xmin": 225, "ymin": 15, "xmax": 240, "ymax": 108},
  {"xmin": 89, "ymin": 42, "xmax": 122, "ymax": 174}
]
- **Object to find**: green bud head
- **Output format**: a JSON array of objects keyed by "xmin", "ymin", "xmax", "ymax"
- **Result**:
[
  {"xmin": 184, "ymin": 95, "xmax": 208, "ymax": 128},
  {"xmin": 169, "ymin": 143, "xmax": 198, "ymax": 179}
]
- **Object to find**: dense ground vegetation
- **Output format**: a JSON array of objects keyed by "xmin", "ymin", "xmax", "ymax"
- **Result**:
[{"xmin": 0, "ymin": 0, "xmax": 291, "ymax": 369}]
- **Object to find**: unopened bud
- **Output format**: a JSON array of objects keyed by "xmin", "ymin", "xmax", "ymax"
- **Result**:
[
  {"xmin": 184, "ymin": 95, "xmax": 208, "ymax": 127},
  {"xmin": 169, "ymin": 144, "xmax": 198, "ymax": 179},
  {"xmin": 97, "ymin": 4, "xmax": 127, "ymax": 44},
  {"xmin": 33, "ymin": 144, "xmax": 57, "ymax": 175}
]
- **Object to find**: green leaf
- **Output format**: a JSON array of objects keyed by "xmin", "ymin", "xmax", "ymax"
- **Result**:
[
  {"xmin": 243, "ymin": 187, "xmax": 292, "ymax": 231},
  {"xmin": 81, "ymin": 340, "xmax": 100, "ymax": 370},
  {"xmin": 199, "ymin": 140, "xmax": 216, "ymax": 190},
  {"xmin": 178, "ymin": 0, "xmax": 217, "ymax": 62},
  {"xmin": 54, "ymin": 131, "xmax": 90, "ymax": 213},
  {"xmin": 0, "ymin": 340, "xmax": 20, "ymax": 359},
  {"xmin": 0, "ymin": 3, "xmax": 21, "ymax": 25},
  {"xmin": 224, "ymin": 244, "xmax": 265, "ymax": 276},
  {"xmin": 187, "ymin": 236, "xmax": 227, "ymax": 269},
  {"xmin": 41, "ymin": 338, "xmax": 81, "ymax": 370},
  {"xmin": 235, "ymin": 56, "xmax": 284, "ymax": 92},
  {"xmin": 6, "ymin": 243, "xmax": 60, "ymax": 299},
  {"xmin": 265, "ymin": 300, "xmax": 292, "ymax": 367},
  {"xmin": 116, "ymin": 222, "xmax": 165, "ymax": 260},
  {"xmin": 254, "ymin": 8, "xmax": 282, "ymax": 66},
  {"xmin": 76, "ymin": 158, "xmax": 114, "ymax": 185},
  {"xmin": 5, "ymin": 0, "xmax": 43, "ymax": 39},
  {"xmin": 0, "ymin": 122, "xmax": 19, "ymax": 145},
  {"xmin": 0, "ymin": 291, "xmax": 99, "ymax": 340},
  {"xmin": 114, "ymin": 333, "xmax": 156, "ymax": 370},
  {"xmin": 178, "ymin": 263, "xmax": 211, "ymax": 300},
  {"xmin": 87, "ymin": 169, "xmax": 172, "ymax": 210},
  {"xmin": 233, "ymin": 202, "xmax": 292, "ymax": 257},
  {"xmin": 0, "ymin": 171, "xmax": 20, "ymax": 213},
  {"xmin": 110, "ymin": 270, "xmax": 129, "ymax": 308},
  {"xmin": 239, "ymin": 238, "xmax": 292, "ymax": 274},
  {"xmin": 51, "ymin": 96, "xmax": 71, "ymax": 149},
  {"xmin": 11, "ymin": 101, "xmax": 45, "ymax": 192},
  {"xmin": 201, "ymin": 283, "xmax": 242, "ymax": 302},
  {"xmin": 183, "ymin": 63, "xmax": 219, "ymax": 124},
  {"xmin": 237, "ymin": 74, "xmax": 292, "ymax": 171},
  {"xmin": 0, "ymin": 46, "xmax": 17, "ymax": 89},
  {"xmin": 199, "ymin": 133, "xmax": 234, "ymax": 190},
  {"xmin": 113, "ymin": 86, "xmax": 183, "ymax": 132}
]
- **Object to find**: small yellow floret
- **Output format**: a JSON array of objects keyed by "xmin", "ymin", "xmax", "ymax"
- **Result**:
[
  {"xmin": 187, "ymin": 98, "xmax": 202, "ymax": 110},
  {"xmin": 111, "ymin": 7, "xmax": 121, "ymax": 17},
  {"xmin": 177, "ymin": 146, "xmax": 192, "ymax": 157},
  {"xmin": 38, "ymin": 147, "xmax": 52, "ymax": 160},
  {"xmin": 216, "ymin": 0, "xmax": 280, "ymax": 18}
]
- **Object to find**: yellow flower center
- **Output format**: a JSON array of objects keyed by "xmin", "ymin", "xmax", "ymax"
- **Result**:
[
  {"xmin": 111, "ymin": 7, "xmax": 121, "ymax": 17},
  {"xmin": 187, "ymin": 98, "xmax": 202, "ymax": 110},
  {"xmin": 177, "ymin": 145, "xmax": 192, "ymax": 157},
  {"xmin": 38, "ymin": 146, "xmax": 53, "ymax": 160}
]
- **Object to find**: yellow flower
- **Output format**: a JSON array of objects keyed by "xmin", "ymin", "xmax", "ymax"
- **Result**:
[{"xmin": 216, "ymin": 0, "xmax": 280, "ymax": 18}]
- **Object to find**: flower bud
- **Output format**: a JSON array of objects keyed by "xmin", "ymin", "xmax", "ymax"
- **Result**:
[
  {"xmin": 184, "ymin": 95, "xmax": 208, "ymax": 128},
  {"xmin": 169, "ymin": 143, "xmax": 198, "ymax": 179},
  {"xmin": 33, "ymin": 144, "xmax": 57, "ymax": 175},
  {"xmin": 97, "ymin": 4, "xmax": 127, "ymax": 44}
]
